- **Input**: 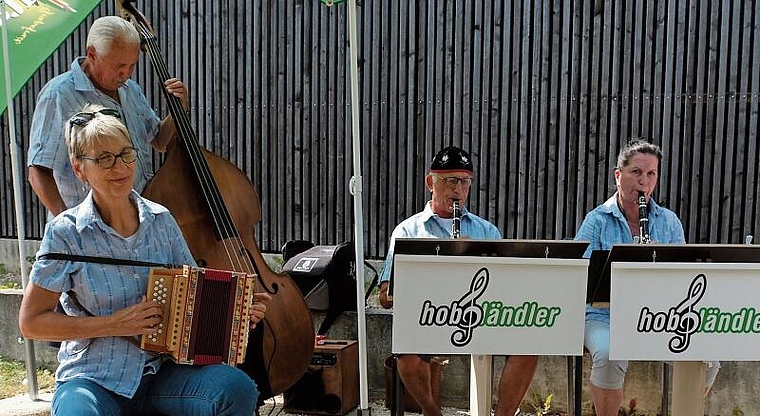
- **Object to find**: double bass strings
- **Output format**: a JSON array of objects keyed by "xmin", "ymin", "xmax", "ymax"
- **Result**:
[
  {"xmin": 120, "ymin": 4, "xmax": 317, "ymax": 398},
  {"xmin": 132, "ymin": 20, "xmax": 253, "ymax": 276}
]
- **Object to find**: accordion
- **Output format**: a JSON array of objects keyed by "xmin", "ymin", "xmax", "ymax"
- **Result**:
[{"xmin": 141, "ymin": 265, "xmax": 257, "ymax": 366}]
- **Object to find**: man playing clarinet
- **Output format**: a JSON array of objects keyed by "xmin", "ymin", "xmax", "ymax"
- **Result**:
[{"xmin": 378, "ymin": 145, "xmax": 538, "ymax": 416}]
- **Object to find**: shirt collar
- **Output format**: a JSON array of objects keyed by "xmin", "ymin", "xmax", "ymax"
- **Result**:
[
  {"xmin": 420, "ymin": 201, "xmax": 471, "ymax": 222},
  {"xmin": 71, "ymin": 57, "xmax": 98, "ymax": 93},
  {"xmin": 600, "ymin": 192, "xmax": 664, "ymax": 219},
  {"xmin": 75, "ymin": 190, "xmax": 169, "ymax": 232}
]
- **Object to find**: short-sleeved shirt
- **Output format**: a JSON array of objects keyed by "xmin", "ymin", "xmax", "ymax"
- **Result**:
[
  {"xmin": 379, "ymin": 202, "xmax": 502, "ymax": 282},
  {"xmin": 574, "ymin": 193, "xmax": 685, "ymax": 323},
  {"xmin": 27, "ymin": 58, "xmax": 161, "ymax": 211},
  {"xmin": 30, "ymin": 190, "xmax": 196, "ymax": 398}
]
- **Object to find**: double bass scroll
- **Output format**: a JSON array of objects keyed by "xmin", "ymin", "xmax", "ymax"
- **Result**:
[{"xmin": 117, "ymin": 0, "xmax": 315, "ymax": 399}]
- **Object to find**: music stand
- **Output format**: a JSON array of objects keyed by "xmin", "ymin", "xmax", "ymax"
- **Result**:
[
  {"xmin": 586, "ymin": 250, "xmax": 611, "ymax": 304},
  {"xmin": 587, "ymin": 244, "xmax": 760, "ymax": 305},
  {"xmin": 389, "ymin": 238, "xmax": 589, "ymax": 416},
  {"xmin": 389, "ymin": 238, "xmax": 589, "ymax": 301},
  {"xmin": 607, "ymin": 243, "xmax": 760, "ymax": 263},
  {"xmin": 604, "ymin": 243, "xmax": 760, "ymax": 416}
]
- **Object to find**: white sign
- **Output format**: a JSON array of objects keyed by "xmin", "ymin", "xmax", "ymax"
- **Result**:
[
  {"xmin": 610, "ymin": 262, "xmax": 760, "ymax": 361},
  {"xmin": 391, "ymin": 255, "xmax": 588, "ymax": 355},
  {"xmin": 293, "ymin": 257, "xmax": 319, "ymax": 272}
]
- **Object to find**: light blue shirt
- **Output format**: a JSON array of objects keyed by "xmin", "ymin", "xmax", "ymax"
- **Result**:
[
  {"xmin": 574, "ymin": 193, "xmax": 685, "ymax": 322},
  {"xmin": 30, "ymin": 190, "xmax": 195, "ymax": 398},
  {"xmin": 27, "ymin": 58, "xmax": 161, "ymax": 212},
  {"xmin": 380, "ymin": 202, "xmax": 501, "ymax": 282}
]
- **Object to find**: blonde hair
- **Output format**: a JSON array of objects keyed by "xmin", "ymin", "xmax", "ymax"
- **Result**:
[{"xmin": 65, "ymin": 104, "xmax": 132, "ymax": 160}]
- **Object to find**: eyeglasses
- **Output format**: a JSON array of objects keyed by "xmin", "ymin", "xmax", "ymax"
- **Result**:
[
  {"xmin": 68, "ymin": 109, "xmax": 122, "ymax": 128},
  {"xmin": 77, "ymin": 147, "xmax": 138, "ymax": 169},
  {"xmin": 435, "ymin": 176, "xmax": 473, "ymax": 187}
]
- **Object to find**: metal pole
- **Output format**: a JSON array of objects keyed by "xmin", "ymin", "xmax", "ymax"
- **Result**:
[
  {"xmin": 346, "ymin": 0, "xmax": 369, "ymax": 413},
  {"xmin": 1, "ymin": 0, "xmax": 38, "ymax": 400}
]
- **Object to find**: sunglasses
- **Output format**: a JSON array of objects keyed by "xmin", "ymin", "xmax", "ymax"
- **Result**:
[
  {"xmin": 68, "ymin": 108, "xmax": 122, "ymax": 128},
  {"xmin": 77, "ymin": 147, "xmax": 138, "ymax": 169}
]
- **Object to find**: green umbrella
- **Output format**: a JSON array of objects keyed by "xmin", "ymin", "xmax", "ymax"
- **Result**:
[{"xmin": 1, "ymin": 0, "xmax": 101, "ymax": 114}]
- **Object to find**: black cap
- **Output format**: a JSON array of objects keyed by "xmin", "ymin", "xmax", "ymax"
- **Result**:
[{"xmin": 430, "ymin": 146, "xmax": 473, "ymax": 173}]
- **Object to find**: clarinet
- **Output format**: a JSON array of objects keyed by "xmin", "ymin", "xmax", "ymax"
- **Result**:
[
  {"xmin": 638, "ymin": 191, "xmax": 651, "ymax": 244},
  {"xmin": 452, "ymin": 200, "xmax": 461, "ymax": 239}
]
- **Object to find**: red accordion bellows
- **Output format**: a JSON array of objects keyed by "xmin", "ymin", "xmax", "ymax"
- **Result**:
[{"xmin": 141, "ymin": 266, "xmax": 257, "ymax": 366}]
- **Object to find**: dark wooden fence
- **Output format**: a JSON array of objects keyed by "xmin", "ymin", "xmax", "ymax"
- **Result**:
[{"xmin": 1, "ymin": 0, "xmax": 758, "ymax": 258}]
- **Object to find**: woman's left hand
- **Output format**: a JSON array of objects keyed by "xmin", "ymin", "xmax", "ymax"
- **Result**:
[{"xmin": 249, "ymin": 292, "xmax": 272, "ymax": 329}]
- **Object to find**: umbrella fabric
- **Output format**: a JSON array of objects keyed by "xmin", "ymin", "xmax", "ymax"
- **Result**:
[{"xmin": 1, "ymin": 0, "xmax": 101, "ymax": 114}]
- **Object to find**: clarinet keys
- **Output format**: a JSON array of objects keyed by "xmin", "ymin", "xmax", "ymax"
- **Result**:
[{"xmin": 452, "ymin": 200, "xmax": 461, "ymax": 239}]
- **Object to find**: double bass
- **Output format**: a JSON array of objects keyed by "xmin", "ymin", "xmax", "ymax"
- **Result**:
[{"xmin": 117, "ymin": 1, "xmax": 315, "ymax": 399}]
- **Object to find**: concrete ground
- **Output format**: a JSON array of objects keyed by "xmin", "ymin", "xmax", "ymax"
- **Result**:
[{"xmin": 0, "ymin": 392, "xmax": 53, "ymax": 416}]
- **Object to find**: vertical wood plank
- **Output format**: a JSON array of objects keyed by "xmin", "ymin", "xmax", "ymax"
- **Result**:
[{"xmin": 2, "ymin": 0, "xmax": 759, "ymax": 259}]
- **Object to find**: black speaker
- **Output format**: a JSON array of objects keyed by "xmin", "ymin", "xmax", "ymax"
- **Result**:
[
  {"xmin": 281, "ymin": 242, "xmax": 357, "ymax": 334},
  {"xmin": 284, "ymin": 340, "xmax": 359, "ymax": 415}
]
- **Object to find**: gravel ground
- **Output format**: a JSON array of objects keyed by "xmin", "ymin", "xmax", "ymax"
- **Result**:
[
  {"xmin": 257, "ymin": 397, "xmax": 473, "ymax": 416},
  {"xmin": 256, "ymin": 396, "xmax": 551, "ymax": 416}
]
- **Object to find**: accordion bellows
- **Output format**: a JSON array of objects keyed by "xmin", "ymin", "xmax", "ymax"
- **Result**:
[{"xmin": 141, "ymin": 266, "xmax": 257, "ymax": 366}]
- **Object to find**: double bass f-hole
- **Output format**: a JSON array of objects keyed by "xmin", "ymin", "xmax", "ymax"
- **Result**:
[{"xmin": 242, "ymin": 247, "xmax": 278, "ymax": 295}]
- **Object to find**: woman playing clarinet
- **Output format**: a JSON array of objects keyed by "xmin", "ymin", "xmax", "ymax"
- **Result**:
[{"xmin": 574, "ymin": 138, "xmax": 719, "ymax": 416}]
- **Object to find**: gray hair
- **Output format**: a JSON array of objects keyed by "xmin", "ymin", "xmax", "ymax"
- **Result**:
[
  {"xmin": 66, "ymin": 104, "xmax": 132, "ymax": 160},
  {"xmin": 616, "ymin": 138, "xmax": 662, "ymax": 170},
  {"xmin": 86, "ymin": 16, "xmax": 140, "ymax": 56}
]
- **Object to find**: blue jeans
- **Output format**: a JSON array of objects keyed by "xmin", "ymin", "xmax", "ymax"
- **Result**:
[{"xmin": 52, "ymin": 362, "xmax": 258, "ymax": 416}]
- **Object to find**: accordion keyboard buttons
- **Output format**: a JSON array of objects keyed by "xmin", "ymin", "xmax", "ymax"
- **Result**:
[{"xmin": 147, "ymin": 278, "xmax": 168, "ymax": 343}]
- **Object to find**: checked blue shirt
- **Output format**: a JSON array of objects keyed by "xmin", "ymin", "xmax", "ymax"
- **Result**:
[
  {"xmin": 574, "ymin": 193, "xmax": 685, "ymax": 323},
  {"xmin": 380, "ymin": 202, "xmax": 501, "ymax": 283},
  {"xmin": 27, "ymin": 58, "xmax": 161, "ymax": 214},
  {"xmin": 30, "ymin": 191, "xmax": 196, "ymax": 398}
]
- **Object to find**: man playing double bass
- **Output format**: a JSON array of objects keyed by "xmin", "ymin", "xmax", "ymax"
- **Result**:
[{"xmin": 28, "ymin": 15, "xmax": 189, "ymax": 218}]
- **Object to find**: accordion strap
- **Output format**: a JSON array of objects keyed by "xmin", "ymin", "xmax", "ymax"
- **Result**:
[
  {"xmin": 37, "ymin": 252, "xmax": 177, "ymax": 349},
  {"xmin": 37, "ymin": 252, "xmax": 179, "ymax": 269}
]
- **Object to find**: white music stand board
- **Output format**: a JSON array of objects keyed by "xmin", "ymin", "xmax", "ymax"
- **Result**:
[
  {"xmin": 391, "ymin": 239, "xmax": 588, "ymax": 414},
  {"xmin": 609, "ymin": 244, "xmax": 760, "ymax": 416}
]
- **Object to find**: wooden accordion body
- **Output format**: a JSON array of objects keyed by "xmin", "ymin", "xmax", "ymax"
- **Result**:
[{"xmin": 141, "ymin": 266, "xmax": 257, "ymax": 366}]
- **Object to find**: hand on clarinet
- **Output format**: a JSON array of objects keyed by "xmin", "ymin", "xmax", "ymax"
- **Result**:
[{"xmin": 250, "ymin": 292, "xmax": 272, "ymax": 329}]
